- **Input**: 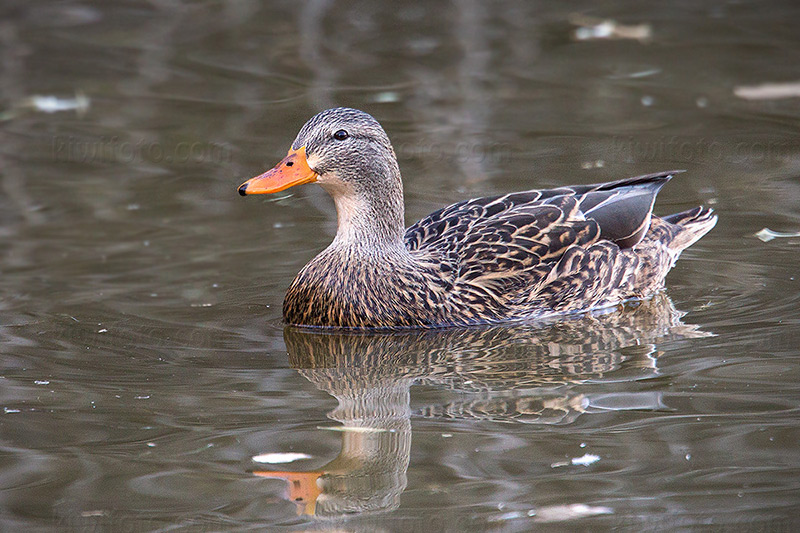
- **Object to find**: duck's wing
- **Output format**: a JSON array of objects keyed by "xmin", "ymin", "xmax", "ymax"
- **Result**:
[
  {"xmin": 405, "ymin": 172, "xmax": 678, "ymax": 303},
  {"xmin": 406, "ymin": 171, "xmax": 677, "ymax": 255}
]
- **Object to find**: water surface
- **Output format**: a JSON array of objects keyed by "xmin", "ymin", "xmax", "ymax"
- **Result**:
[{"xmin": 1, "ymin": 1, "xmax": 799, "ymax": 530}]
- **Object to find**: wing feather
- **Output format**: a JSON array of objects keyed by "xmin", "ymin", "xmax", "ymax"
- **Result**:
[{"xmin": 404, "ymin": 172, "xmax": 679, "ymax": 320}]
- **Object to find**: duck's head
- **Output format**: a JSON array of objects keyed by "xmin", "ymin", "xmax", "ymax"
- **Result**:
[
  {"xmin": 239, "ymin": 108, "xmax": 401, "ymax": 196},
  {"xmin": 239, "ymin": 107, "xmax": 405, "ymax": 244}
]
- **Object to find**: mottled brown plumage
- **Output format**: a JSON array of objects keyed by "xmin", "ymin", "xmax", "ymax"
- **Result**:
[{"xmin": 239, "ymin": 108, "xmax": 717, "ymax": 329}]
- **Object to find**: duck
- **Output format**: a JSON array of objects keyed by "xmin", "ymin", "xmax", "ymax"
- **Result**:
[{"xmin": 238, "ymin": 107, "xmax": 717, "ymax": 329}]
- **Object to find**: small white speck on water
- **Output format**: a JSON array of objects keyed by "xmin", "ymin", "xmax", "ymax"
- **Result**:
[
  {"xmin": 685, "ymin": 454, "xmax": 691, "ymax": 460},
  {"xmin": 571, "ymin": 453, "xmax": 600, "ymax": 466},
  {"xmin": 147, "ymin": 443, "xmax": 156, "ymax": 447},
  {"xmin": 488, "ymin": 511, "xmax": 525, "ymax": 522},
  {"xmin": 641, "ymin": 95, "xmax": 654, "ymax": 106},
  {"xmin": 27, "ymin": 94, "xmax": 90, "ymax": 114},
  {"xmin": 34, "ymin": 380, "xmax": 50, "ymax": 385},
  {"xmin": 98, "ymin": 328, "xmax": 108, "ymax": 333},
  {"xmin": 135, "ymin": 395, "xmax": 150, "ymax": 400},
  {"xmin": 4, "ymin": 407, "xmax": 21, "ymax": 414},
  {"xmin": 371, "ymin": 91, "xmax": 401, "ymax": 103},
  {"xmin": 580, "ymin": 442, "xmax": 587, "ymax": 448},
  {"xmin": 442, "ymin": 433, "xmax": 453, "ymax": 438},
  {"xmin": 552, "ymin": 453, "xmax": 601, "ymax": 468},
  {"xmin": 696, "ymin": 96, "xmax": 709, "ymax": 108},
  {"xmin": 252, "ymin": 452, "xmax": 312, "ymax": 464},
  {"xmin": 581, "ymin": 160, "xmax": 605, "ymax": 170}
]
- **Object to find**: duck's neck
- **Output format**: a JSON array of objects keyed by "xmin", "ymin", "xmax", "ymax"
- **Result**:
[{"xmin": 323, "ymin": 167, "xmax": 406, "ymax": 252}]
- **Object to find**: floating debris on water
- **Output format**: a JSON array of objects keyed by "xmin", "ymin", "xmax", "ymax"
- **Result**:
[
  {"xmin": 487, "ymin": 510, "xmax": 534, "ymax": 522},
  {"xmin": 581, "ymin": 160, "xmax": 605, "ymax": 169},
  {"xmin": 371, "ymin": 91, "xmax": 401, "ymax": 103},
  {"xmin": 607, "ymin": 68, "xmax": 661, "ymax": 80},
  {"xmin": 754, "ymin": 228, "xmax": 800, "ymax": 242},
  {"xmin": 252, "ymin": 452, "xmax": 312, "ymax": 464},
  {"xmin": 551, "ymin": 453, "xmax": 601, "ymax": 467},
  {"xmin": 734, "ymin": 81, "xmax": 800, "ymax": 100},
  {"xmin": 572, "ymin": 453, "xmax": 601, "ymax": 466},
  {"xmin": 26, "ymin": 93, "xmax": 90, "ymax": 114},
  {"xmin": 570, "ymin": 15, "xmax": 652, "ymax": 43},
  {"xmin": 534, "ymin": 503, "xmax": 614, "ymax": 523},
  {"xmin": 0, "ymin": 91, "xmax": 90, "ymax": 121},
  {"xmin": 488, "ymin": 503, "xmax": 612, "ymax": 523}
]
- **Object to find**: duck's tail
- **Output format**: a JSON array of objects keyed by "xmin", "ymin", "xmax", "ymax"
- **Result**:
[{"xmin": 661, "ymin": 206, "xmax": 718, "ymax": 252}]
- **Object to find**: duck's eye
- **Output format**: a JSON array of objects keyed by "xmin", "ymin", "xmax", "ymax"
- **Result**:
[{"xmin": 333, "ymin": 129, "xmax": 349, "ymax": 141}]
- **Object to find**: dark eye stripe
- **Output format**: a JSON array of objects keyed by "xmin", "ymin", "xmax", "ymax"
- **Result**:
[{"xmin": 333, "ymin": 129, "xmax": 349, "ymax": 141}]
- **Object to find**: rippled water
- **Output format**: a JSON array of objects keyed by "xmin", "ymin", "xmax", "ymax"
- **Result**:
[{"xmin": 1, "ymin": 1, "xmax": 799, "ymax": 530}]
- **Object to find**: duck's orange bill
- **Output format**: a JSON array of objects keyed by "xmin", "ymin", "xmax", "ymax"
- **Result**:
[{"xmin": 238, "ymin": 146, "xmax": 317, "ymax": 196}]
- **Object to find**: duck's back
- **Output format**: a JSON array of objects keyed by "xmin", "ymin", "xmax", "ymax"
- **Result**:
[{"xmin": 402, "ymin": 171, "xmax": 716, "ymax": 325}]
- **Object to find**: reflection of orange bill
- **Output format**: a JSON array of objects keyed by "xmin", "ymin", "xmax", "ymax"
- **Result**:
[
  {"xmin": 238, "ymin": 146, "xmax": 317, "ymax": 195},
  {"xmin": 253, "ymin": 470, "xmax": 323, "ymax": 515}
]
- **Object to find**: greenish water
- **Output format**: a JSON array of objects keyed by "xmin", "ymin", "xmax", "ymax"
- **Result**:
[{"xmin": 1, "ymin": 1, "xmax": 799, "ymax": 530}]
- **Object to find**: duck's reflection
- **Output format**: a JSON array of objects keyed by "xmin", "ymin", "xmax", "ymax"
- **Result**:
[{"xmin": 255, "ymin": 294, "xmax": 707, "ymax": 518}]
